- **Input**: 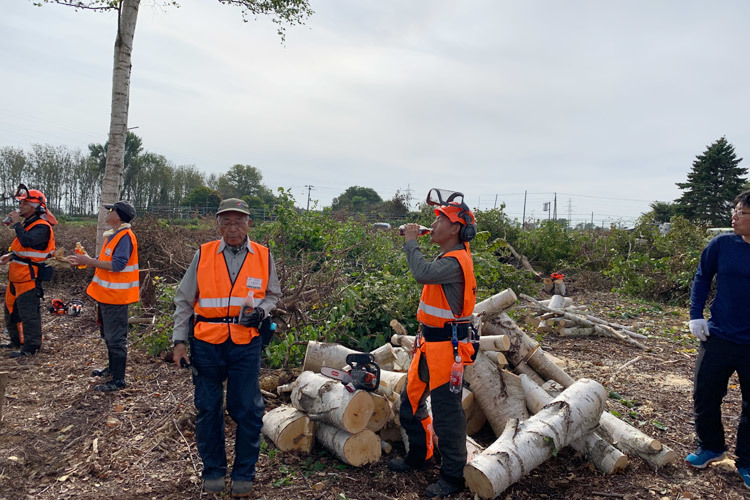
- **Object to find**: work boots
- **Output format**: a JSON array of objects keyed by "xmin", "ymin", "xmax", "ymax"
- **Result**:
[{"xmin": 94, "ymin": 379, "xmax": 126, "ymax": 392}]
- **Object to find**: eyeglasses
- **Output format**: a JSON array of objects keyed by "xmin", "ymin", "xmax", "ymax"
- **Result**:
[
  {"xmin": 218, "ymin": 220, "xmax": 249, "ymax": 228},
  {"xmin": 732, "ymin": 209, "xmax": 750, "ymax": 218}
]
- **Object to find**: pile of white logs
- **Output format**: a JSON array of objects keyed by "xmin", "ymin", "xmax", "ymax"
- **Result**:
[{"xmin": 262, "ymin": 288, "xmax": 679, "ymax": 499}]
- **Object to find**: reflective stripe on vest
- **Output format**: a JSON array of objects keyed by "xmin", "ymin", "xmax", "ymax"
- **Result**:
[
  {"xmin": 193, "ymin": 239, "xmax": 270, "ymax": 345},
  {"xmin": 9, "ymin": 219, "xmax": 55, "ymax": 283},
  {"xmin": 416, "ymin": 245, "xmax": 476, "ymax": 328},
  {"xmin": 86, "ymin": 228, "xmax": 140, "ymax": 305}
]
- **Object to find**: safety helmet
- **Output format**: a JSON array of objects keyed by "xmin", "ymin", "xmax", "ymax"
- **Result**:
[
  {"xmin": 434, "ymin": 202, "xmax": 476, "ymax": 226},
  {"xmin": 427, "ymin": 188, "xmax": 477, "ymax": 242},
  {"xmin": 16, "ymin": 189, "xmax": 47, "ymax": 207}
]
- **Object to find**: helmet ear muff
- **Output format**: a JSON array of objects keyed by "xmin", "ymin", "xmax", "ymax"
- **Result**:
[{"xmin": 458, "ymin": 211, "xmax": 476, "ymax": 242}]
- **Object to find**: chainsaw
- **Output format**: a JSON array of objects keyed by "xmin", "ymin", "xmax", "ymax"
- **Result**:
[{"xmin": 320, "ymin": 353, "xmax": 381, "ymax": 393}]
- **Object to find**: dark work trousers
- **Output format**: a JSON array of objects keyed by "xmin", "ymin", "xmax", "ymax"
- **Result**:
[
  {"xmin": 399, "ymin": 347, "xmax": 467, "ymax": 483},
  {"xmin": 192, "ymin": 336, "xmax": 264, "ymax": 482},
  {"xmin": 4, "ymin": 287, "xmax": 42, "ymax": 353},
  {"xmin": 693, "ymin": 335, "xmax": 750, "ymax": 468},
  {"xmin": 97, "ymin": 303, "xmax": 129, "ymax": 381}
]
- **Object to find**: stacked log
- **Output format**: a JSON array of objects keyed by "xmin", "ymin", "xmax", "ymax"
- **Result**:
[{"xmin": 265, "ymin": 287, "xmax": 677, "ymax": 496}]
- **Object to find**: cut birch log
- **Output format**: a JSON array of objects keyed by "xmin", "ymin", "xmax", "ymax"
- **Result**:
[
  {"xmin": 473, "ymin": 288, "xmax": 517, "ymax": 320},
  {"xmin": 389, "ymin": 319, "xmax": 410, "ymax": 337},
  {"xmin": 378, "ymin": 422, "xmax": 402, "ymax": 443},
  {"xmin": 538, "ymin": 297, "xmax": 573, "ymax": 308},
  {"xmin": 478, "ymin": 335, "xmax": 510, "ymax": 352},
  {"xmin": 291, "ymin": 371, "xmax": 374, "ymax": 434},
  {"xmin": 393, "ymin": 346, "xmax": 412, "ymax": 369},
  {"xmin": 379, "ymin": 369, "xmax": 408, "ymax": 394},
  {"xmin": 390, "ymin": 334, "xmax": 415, "ymax": 351},
  {"xmin": 598, "ymin": 412, "xmax": 679, "ymax": 468},
  {"xmin": 547, "ymin": 294, "xmax": 566, "ymax": 310},
  {"xmin": 553, "ymin": 279, "xmax": 566, "ymax": 296},
  {"xmin": 464, "ymin": 378, "xmax": 607, "ymax": 499},
  {"xmin": 367, "ymin": 392, "xmax": 391, "ymax": 432},
  {"xmin": 302, "ymin": 341, "xmax": 397, "ymax": 373},
  {"xmin": 492, "ymin": 351, "xmax": 508, "ymax": 370},
  {"xmin": 520, "ymin": 375, "xmax": 628, "ymax": 474},
  {"xmin": 370, "ymin": 343, "xmax": 397, "ymax": 371},
  {"xmin": 315, "ymin": 423, "xmax": 381, "ymax": 467},
  {"xmin": 486, "ymin": 315, "xmax": 576, "ymax": 388},
  {"xmin": 381, "ymin": 440, "xmax": 392, "ymax": 454},
  {"xmin": 542, "ymin": 277, "xmax": 553, "ymax": 293},
  {"xmin": 466, "ymin": 436, "xmax": 485, "ymax": 464},
  {"xmin": 463, "ymin": 388, "xmax": 488, "ymax": 436},
  {"xmin": 0, "ymin": 371, "xmax": 8, "ymax": 421},
  {"xmin": 464, "ymin": 351, "xmax": 528, "ymax": 436},
  {"xmin": 261, "ymin": 406, "xmax": 315, "ymax": 453},
  {"xmin": 559, "ymin": 326, "xmax": 597, "ymax": 337}
]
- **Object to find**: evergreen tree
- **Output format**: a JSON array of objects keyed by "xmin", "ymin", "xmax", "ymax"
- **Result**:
[{"xmin": 675, "ymin": 137, "xmax": 747, "ymax": 226}]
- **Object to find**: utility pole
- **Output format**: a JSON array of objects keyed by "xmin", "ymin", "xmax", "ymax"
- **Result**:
[
  {"xmin": 493, "ymin": 194, "xmax": 498, "ymax": 209},
  {"xmin": 305, "ymin": 185, "xmax": 313, "ymax": 211},
  {"xmin": 567, "ymin": 198, "xmax": 573, "ymax": 228},
  {"xmin": 522, "ymin": 190, "xmax": 527, "ymax": 229},
  {"xmin": 553, "ymin": 193, "xmax": 557, "ymax": 220}
]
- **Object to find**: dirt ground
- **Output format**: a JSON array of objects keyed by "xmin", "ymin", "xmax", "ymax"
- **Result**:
[{"xmin": 0, "ymin": 274, "xmax": 748, "ymax": 500}]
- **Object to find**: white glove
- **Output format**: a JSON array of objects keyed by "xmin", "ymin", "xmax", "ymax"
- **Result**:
[{"xmin": 689, "ymin": 319, "xmax": 709, "ymax": 342}]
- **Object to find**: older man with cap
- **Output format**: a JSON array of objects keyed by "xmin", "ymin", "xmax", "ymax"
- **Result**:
[
  {"xmin": 171, "ymin": 198, "xmax": 281, "ymax": 498},
  {"xmin": 67, "ymin": 201, "xmax": 139, "ymax": 392},
  {"xmin": 1, "ymin": 186, "xmax": 57, "ymax": 358}
]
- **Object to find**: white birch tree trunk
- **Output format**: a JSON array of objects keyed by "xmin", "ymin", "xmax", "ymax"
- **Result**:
[
  {"xmin": 98, "ymin": 0, "xmax": 140, "ymax": 250},
  {"xmin": 315, "ymin": 423, "xmax": 381, "ymax": 467},
  {"xmin": 261, "ymin": 406, "xmax": 315, "ymax": 452}
]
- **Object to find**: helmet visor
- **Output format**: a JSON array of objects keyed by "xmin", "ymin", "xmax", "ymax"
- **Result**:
[
  {"xmin": 426, "ymin": 188, "xmax": 465, "ymax": 207},
  {"xmin": 13, "ymin": 184, "xmax": 29, "ymax": 202}
]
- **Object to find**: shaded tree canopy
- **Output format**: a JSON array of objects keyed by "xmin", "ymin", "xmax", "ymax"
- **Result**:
[
  {"xmin": 675, "ymin": 137, "xmax": 747, "ymax": 226},
  {"xmin": 649, "ymin": 201, "xmax": 677, "ymax": 224},
  {"xmin": 331, "ymin": 186, "xmax": 383, "ymax": 213}
]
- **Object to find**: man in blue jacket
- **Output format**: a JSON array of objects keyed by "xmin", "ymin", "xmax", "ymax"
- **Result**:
[{"xmin": 685, "ymin": 190, "xmax": 750, "ymax": 489}]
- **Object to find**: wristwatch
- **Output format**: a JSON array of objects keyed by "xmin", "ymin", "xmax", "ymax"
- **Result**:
[{"xmin": 173, "ymin": 340, "xmax": 186, "ymax": 346}]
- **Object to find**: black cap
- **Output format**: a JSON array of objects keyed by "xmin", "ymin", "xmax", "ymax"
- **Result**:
[{"xmin": 104, "ymin": 201, "xmax": 136, "ymax": 223}]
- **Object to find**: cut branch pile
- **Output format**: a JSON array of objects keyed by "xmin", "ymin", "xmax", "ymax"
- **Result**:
[
  {"xmin": 265, "ymin": 288, "xmax": 678, "ymax": 497},
  {"xmin": 520, "ymin": 293, "xmax": 649, "ymax": 349}
]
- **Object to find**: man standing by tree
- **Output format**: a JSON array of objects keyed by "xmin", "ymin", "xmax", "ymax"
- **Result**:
[
  {"xmin": 171, "ymin": 198, "xmax": 281, "ymax": 497},
  {"xmin": 67, "ymin": 201, "xmax": 139, "ymax": 392},
  {"xmin": 685, "ymin": 190, "xmax": 750, "ymax": 489},
  {"xmin": 388, "ymin": 189, "xmax": 477, "ymax": 498},
  {"xmin": 0, "ymin": 187, "xmax": 56, "ymax": 358}
]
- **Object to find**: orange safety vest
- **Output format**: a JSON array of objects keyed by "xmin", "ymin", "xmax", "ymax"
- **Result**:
[
  {"xmin": 6, "ymin": 218, "xmax": 55, "ymax": 313},
  {"xmin": 416, "ymin": 244, "xmax": 476, "ymax": 327},
  {"xmin": 87, "ymin": 228, "xmax": 140, "ymax": 305},
  {"xmin": 193, "ymin": 239, "xmax": 269, "ymax": 345}
]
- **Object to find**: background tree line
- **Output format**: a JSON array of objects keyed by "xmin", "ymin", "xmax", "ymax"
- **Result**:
[{"xmin": 0, "ymin": 132, "xmax": 279, "ymax": 215}]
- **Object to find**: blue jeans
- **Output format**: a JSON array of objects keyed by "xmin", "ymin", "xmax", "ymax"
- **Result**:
[
  {"xmin": 694, "ymin": 335, "xmax": 750, "ymax": 468},
  {"xmin": 192, "ymin": 336, "xmax": 264, "ymax": 481}
]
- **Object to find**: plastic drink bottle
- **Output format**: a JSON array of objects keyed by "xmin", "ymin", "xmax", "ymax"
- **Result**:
[
  {"xmin": 449, "ymin": 356, "xmax": 463, "ymax": 393},
  {"xmin": 242, "ymin": 291, "xmax": 255, "ymax": 316},
  {"xmin": 75, "ymin": 242, "xmax": 87, "ymax": 269},
  {"xmin": 398, "ymin": 225, "xmax": 431, "ymax": 236}
]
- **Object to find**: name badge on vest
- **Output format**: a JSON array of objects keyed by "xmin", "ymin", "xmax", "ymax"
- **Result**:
[
  {"xmin": 105, "ymin": 248, "xmax": 112, "ymax": 256},
  {"xmin": 246, "ymin": 277, "xmax": 263, "ymax": 290}
]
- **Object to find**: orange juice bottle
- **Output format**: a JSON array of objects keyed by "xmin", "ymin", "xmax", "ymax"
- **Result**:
[{"xmin": 75, "ymin": 242, "xmax": 87, "ymax": 269}]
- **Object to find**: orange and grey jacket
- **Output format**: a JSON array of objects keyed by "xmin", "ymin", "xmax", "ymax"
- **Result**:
[
  {"xmin": 416, "ymin": 244, "xmax": 476, "ymax": 328},
  {"xmin": 193, "ymin": 239, "xmax": 269, "ymax": 344},
  {"xmin": 87, "ymin": 228, "xmax": 140, "ymax": 305}
]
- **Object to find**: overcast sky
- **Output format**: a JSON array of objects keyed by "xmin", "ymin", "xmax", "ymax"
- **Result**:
[{"xmin": 2, "ymin": 0, "xmax": 749, "ymax": 227}]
